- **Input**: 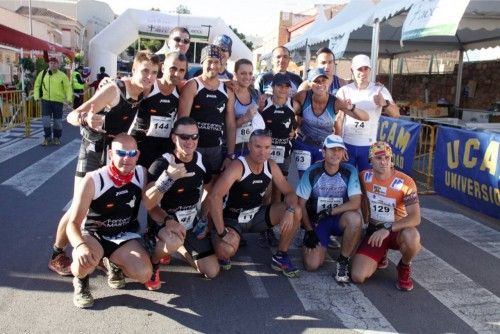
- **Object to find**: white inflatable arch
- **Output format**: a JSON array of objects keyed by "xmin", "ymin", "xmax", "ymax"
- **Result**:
[{"xmin": 89, "ymin": 9, "xmax": 253, "ymax": 79}]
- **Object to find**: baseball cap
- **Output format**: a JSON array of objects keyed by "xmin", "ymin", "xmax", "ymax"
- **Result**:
[
  {"xmin": 323, "ymin": 134, "xmax": 346, "ymax": 150},
  {"xmin": 271, "ymin": 73, "xmax": 291, "ymax": 86},
  {"xmin": 307, "ymin": 68, "xmax": 328, "ymax": 82},
  {"xmin": 369, "ymin": 141, "xmax": 393, "ymax": 160},
  {"xmin": 213, "ymin": 34, "xmax": 232, "ymax": 55},
  {"xmin": 200, "ymin": 44, "xmax": 222, "ymax": 64},
  {"xmin": 351, "ymin": 54, "xmax": 371, "ymax": 70}
]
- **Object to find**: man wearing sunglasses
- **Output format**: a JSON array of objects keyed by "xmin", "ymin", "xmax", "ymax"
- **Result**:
[
  {"xmin": 47, "ymin": 51, "xmax": 159, "ymax": 284},
  {"xmin": 209, "ymin": 129, "xmax": 302, "ymax": 277},
  {"xmin": 167, "ymin": 27, "xmax": 191, "ymax": 55},
  {"xmin": 143, "ymin": 117, "xmax": 219, "ymax": 289},
  {"xmin": 67, "ymin": 134, "xmax": 175, "ymax": 308}
]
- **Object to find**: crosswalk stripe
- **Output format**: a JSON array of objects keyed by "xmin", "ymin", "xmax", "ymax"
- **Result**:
[
  {"xmin": 1, "ymin": 139, "xmax": 80, "ymax": 195},
  {"xmin": 240, "ymin": 256, "xmax": 271, "ymax": 298},
  {"xmin": 389, "ymin": 249, "xmax": 500, "ymax": 333},
  {"xmin": 422, "ymin": 207, "xmax": 500, "ymax": 260},
  {"xmin": 0, "ymin": 133, "xmax": 43, "ymax": 163},
  {"xmin": 288, "ymin": 252, "xmax": 396, "ymax": 332}
]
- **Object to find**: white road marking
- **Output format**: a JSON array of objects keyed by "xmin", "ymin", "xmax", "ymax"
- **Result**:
[
  {"xmin": 388, "ymin": 249, "xmax": 500, "ymax": 334},
  {"xmin": 288, "ymin": 252, "xmax": 396, "ymax": 332},
  {"xmin": 422, "ymin": 207, "xmax": 500, "ymax": 260},
  {"xmin": 2, "ymin": 139, "xmax": 80, "ymax": 195},
  {"xmin": 240, "ymin": 256, "xmax": 270, "ymax": 298},
  {"xmin": 0, "ymin": 133, "xmax": 43, "ymax": 163}
]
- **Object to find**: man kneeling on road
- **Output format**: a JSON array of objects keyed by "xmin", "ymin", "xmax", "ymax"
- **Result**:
[
  {"xmin": 66, "ymin": 134, "xmax": 171, "ymax": 308},
  {"xmin": 209, "ymin": 129, "xmax": 302, "ymax": 277},
  {"xmin": 296, "ymin": 134, "xmax": 363, "ymax": 283},
  {"xmin": 351, "ymin": 141, "xmax": 421, "ymax": 291}
]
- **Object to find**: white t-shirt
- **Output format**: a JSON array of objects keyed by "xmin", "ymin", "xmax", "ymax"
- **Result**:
[{"xmin": 336, "ymin": 82, "xmax": 393, "ymax": 146}]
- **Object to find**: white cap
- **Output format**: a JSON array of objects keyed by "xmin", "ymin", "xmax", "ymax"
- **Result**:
[
  {"xmin": 323, "ymin": 134, "xmax": 346, "ymax": 150},
  {"xmin": 351, "ymin": 54, "xmax": 371, "ymax": 70}
]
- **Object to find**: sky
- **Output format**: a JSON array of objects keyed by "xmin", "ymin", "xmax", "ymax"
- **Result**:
[{"xmin": 101, "ymin": 0, "xmax": 344, "ymax": 37}]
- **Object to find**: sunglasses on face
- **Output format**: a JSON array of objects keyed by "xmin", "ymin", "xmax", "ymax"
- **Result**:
[
  {"xmin": 115, "ymin": 149, "xmax": 138, "ymax": 158},
  {"xmin": 173, "ymin": 37, "xmax": 190, "ymax": 44},
  {"xmin": 175, "ymin": 133, "xmax": 199, "ymax": 140},
  {"xmin": 250, "ymin": 129, "xmax": 272, "ymax": 138}
]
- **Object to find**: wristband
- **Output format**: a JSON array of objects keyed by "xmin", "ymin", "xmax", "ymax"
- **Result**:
[
  {"xmin": 155, "ymin": 171, "xmax": 175, "ymax": 193},
  {"xmin": 286, "ymin": 206, "xmax": 295, "ymax": 214},
  {"xmin": 78, "ymin": 112, "xmax": 88, "ymax": 127},
  {"xmin": 217, "ymin": 228, "xmax": 228, "ymax": 238},
  {"xmin": 163, "ymin": 214, "xmax": 174, "ymax": 225},
  {"xmin": 75, "ymin": 242, "xmax": 86, "ymax": 250}
]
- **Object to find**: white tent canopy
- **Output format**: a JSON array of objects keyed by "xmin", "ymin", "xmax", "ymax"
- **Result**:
[
  {"xmin": 284, "ymin": 6, "xmax": 329, "ymax": 52},
  {"xmin": 88, "ymin": 9, "xmax": 252, "ymax": 79}
]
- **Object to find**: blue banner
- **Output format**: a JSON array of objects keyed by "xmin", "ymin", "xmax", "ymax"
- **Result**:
[
  {"xmin": 434, "ymin": 127, "xmax": 500, "ymax": 219},
  {"xmin": 378, "ymin": 116, "xmax": 421, "ymax": 174}
]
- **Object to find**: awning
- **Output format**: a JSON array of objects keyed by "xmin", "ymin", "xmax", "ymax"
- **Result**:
[{"xmin": 0, "ymin": 24, "xmax": 74, "ymax": 59}]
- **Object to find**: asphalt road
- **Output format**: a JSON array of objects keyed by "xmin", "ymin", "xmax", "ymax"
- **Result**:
[{"xmin": 0, "ymin": 120, "xmax": 499, "ymax": 334}]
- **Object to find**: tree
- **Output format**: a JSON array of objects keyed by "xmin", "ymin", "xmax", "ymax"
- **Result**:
[
  {"xmin": 229, "ymin": 26, "xmax": 253, "ymax": 50},
  {"xmin": 176, "ymin": 5, "xmax": 190, "ymax": 14}
]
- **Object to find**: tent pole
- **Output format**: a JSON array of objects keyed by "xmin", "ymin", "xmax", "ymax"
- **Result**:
[
  {"xmin": 304, "ymin": 42, "xmax": 311, "ymax": 80},
  {"xmin": 370, "ymin": 18, "xmax": 380, "ymax": 81},
  {"xmin": 389, "ymin": 56, "xmax": 394, "ymax": 92},
  {"xmin": 454, "ymin": 50, "xmax": 464, "ymax": 109}
]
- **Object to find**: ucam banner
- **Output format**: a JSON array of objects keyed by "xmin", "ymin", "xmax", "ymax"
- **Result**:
[
  {"xmin": 401, "ymin": 0, "xmax": 470, "ymax": 41},
  {"xmin": 378, "ymin": 116, "xmax": 421, "ymax": 174},
  {"xmin": 434, "ymin": 127, "xmax": 499, "ymax": 219}
]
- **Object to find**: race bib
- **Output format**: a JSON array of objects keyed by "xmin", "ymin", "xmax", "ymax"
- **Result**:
[
  {"xmin": 294, "ymin": 150, "xmax": 311, "ymax": 171},
  {"xmin": 368, "ymin": 192, "xmax": 396, "ymax": 223},
  {"xmin": 102, "ymin": 232, "xmax": 141, "ymax": 245},
  {"xmin": 345, "ymin": 117, "xmax": 367, "ymax": 136},
  {"xmin": 236, "ymin": 122, "xmax": 252, "ymax": 144},
  {"xmin": 175, "ymin": 207, "xmax": 197, "ymax": 230},
  {"xmin": 238, "ymin": 206, "xmax": 260, "ymax": 224},
  {"xmin": 316, "ymin": 197, "xmax": 343, "ymax": 213},
  {"xmin": 146, "ymin": 116, "xmax": 173, "ymax": 138},
  {"xmin": 269, "ymin": 145, "xmax": 285, "ymax": 164}
]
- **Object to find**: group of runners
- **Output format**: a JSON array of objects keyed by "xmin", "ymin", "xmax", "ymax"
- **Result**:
[{"xmin": 46, "ymin": 26, "xmax": 422, "ymax": 309}]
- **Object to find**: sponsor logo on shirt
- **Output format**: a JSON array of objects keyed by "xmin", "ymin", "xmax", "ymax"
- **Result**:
[
  {"xmin": 252, "ymin": 180, "xmax": 263, "ymax": 184},
  {"xmin": 364, "ymin": 172, "xmax": 373, "ymax": 183},
  {"xmin": 126, "ymin": 195, "xmax": 136, "ymax": 208},
  {"xmin": 373, "ymin": 184, "xmax": 387, "ymax": 196},
  {"xmin": 116, "ymin": 190, "xmax": 129, "ymax": 196},
  {"xmin": 159, "ymin": 99, "xmax": 171, "ymax": 103},
  {"xmin": 390, "ymin": 177, "xmax": 404, "ymax": 190},
  {"xmin": 206, "ymin": 94, "xmax": 217, "ymax": 98}
]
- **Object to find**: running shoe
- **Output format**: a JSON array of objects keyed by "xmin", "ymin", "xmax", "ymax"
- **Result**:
[
  {"xmin": 334, "ymin": 260, "xmax": 350, "ymax": 283},
  {"xmin": 48, "ymin": 252, "xmax": 72, "ymax": 276},
  {"xmin": 396, "ymin": 260, "xmax": 413, "ymax": 291},
  {"xmin": 271, "ymin": 253, "xmax": 299, "ymax": 278},
  {"xmin": 53, "ymin": 138, "xmax": 61, "ymax": 145},
  {"xmin": 41, "ymin": 138, "xmax": 50, "ymax": 146},
  {"xmin": 378, "ymin": 251, "xmax": 389, "ymax": 269},
  {"xmin": 144, "ymin": 264, "xmax": 161, "ymax": 291},
  {"xmin": 328, "ymin": 236, "xmax": 341, "ymax": 249},
  {"xmin": 219, "ymin": 258, "xmax": 232, "ymax": 270},
  {"xmin": 103, "ymin": 257, "xmax": 125, "ymax": 289},
  {"xmin": 73, "ymin": 276, "xmax": 94, "ymax": 308}
]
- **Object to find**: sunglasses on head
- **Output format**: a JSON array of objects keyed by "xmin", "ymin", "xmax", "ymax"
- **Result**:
[
  {"xmin": 250, "ymin": 129, "xmax": 272, "ymax": 138},
  {"xmin": 175, "ymin": 133, "xmax": 199, "ymax": 140},
  {"xmin": 173, "ymin": 37, "xmax": 190, "ymax": 44},
  {"xmin": 115, "ymin": 149, "xmax": 138, "ymax": 158}
]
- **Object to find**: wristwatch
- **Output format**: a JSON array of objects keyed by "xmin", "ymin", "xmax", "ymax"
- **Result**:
[
  {"xmin": 217, "ymin": 228, "xmax": 228, "ymax": 238},
  {"xmin": 383, "ymin": 222, "xmax": 393, "ymax": 232}
]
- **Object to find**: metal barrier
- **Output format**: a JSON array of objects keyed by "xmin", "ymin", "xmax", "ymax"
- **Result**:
[
  {"xmin": 0, "ymin": 90, "xmax": 42, "ymax": 137},
  {"xmin": 412, "ymin": 123, "xmax": 436, "ymax": 194}
]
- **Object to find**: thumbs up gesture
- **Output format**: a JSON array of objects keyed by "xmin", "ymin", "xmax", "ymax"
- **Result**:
[
  {"xmin": 373, "ymin": 85, "xmax": 387, "ymax": 107},
  {"xmin": 87, "ymin": 103, "xmax": 106, "ymax": 132}
]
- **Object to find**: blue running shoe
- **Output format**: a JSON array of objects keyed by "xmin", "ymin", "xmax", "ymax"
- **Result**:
[
  {"xmin": 219, "ymin": 258, "xmax": 231, "ymax": 270},
  {"xmin": 271, "ymin": 253, "xmax": 299, "ymax": 278}
]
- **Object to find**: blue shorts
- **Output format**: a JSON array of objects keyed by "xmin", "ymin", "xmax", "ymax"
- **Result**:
[
  {"xmin": 345, "ymin": 143, "xmax": 371, "ymax": 172},
  {"xmin": 314, "ymin": 215, "xmax": 343, "ymax": 248},
  {"xmin": 293, "ymin": 138, "xmax": 323, "ymax": 175}
]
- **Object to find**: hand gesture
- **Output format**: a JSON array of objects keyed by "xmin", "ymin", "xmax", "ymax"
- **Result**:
[
  {"xmin": 75, "ymin": 242, "xmax": 99, "ymax": 271},
  {"xmin": 373, "ymin": 86, "xmax": 387, "ymax": 107},
  {"xmin": 336, "ymin": 98, "xmax": 353, "ymax": 112},
  {"xmin": 166, "ymin": 155, "xmax": 195, "ymax": 181},
  {"xmin": 316, "ymin": 208, "xmax": 331, "ymax": 222},
  {"xmin": 163, "ymin": 218, "xmax": 186, "ymax": 241},
  {"xmin": 244, "ymin": 105, "xmax": 258, "ymax": 122},
  {"xmin": 87, "ymin": 103, "xmax": 106, "ymax": 133},
  {"xmin": 368, "ymin": 228, "xmax": 389, "ymax": 248}
]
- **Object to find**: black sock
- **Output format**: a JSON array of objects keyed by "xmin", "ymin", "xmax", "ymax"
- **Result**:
[
  {"xmin": 338, "ymin": 254, "xmax": 349, "ymax": 264},
  {"xmin": 51, "ymin": 246, "xmax": 64, "ymax": 259}
]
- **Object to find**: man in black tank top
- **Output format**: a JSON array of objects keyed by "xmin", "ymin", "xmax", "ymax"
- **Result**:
[
  {"xmin": 129, "ymin": 52, "xmax": 188, "ymax": 169},
  {"xmin": 143, "ymin": 117, "xmax": 219, "ymax": 289},
  {"xmin": 178, "ymin": 44, "xmax": 236, "ymax": 175},
  {"xmin": 209, "ymin": 129, "xmax": 302, "ymax": 278},
  {"xmin": 66, "ymin": 134, "xmax": 173, "ymax": 308},
  {"xmin": 48, "ymin": 51, "xmax": 160, "ymax": 280}
]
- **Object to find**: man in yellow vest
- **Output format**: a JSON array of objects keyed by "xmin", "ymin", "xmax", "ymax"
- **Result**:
[
  {"xmin": 72, "ymin": 66, "xmax": 86, "ymax": 109},
  {"xmin": 34, "ymin": 57, "xmax": 72, "ymax": 146}
]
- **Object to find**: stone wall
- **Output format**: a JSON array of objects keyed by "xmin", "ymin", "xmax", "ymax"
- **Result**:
[{"xmin": 378, "ymin": 60, "xmax": 500, "ymax": 110}]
